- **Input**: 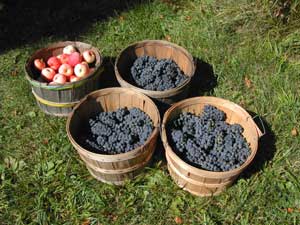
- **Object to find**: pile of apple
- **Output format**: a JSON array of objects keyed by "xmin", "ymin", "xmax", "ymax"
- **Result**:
[{"xmin": 34, "ymin": 45, "xmax": 96, "ymax": 85}]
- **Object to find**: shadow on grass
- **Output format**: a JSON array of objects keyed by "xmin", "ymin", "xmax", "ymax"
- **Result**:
[
  {"xmin": 241, "ymin": 113, "xmax": 276, "ymax": 179},
  {"xmin": 150, "ymin": 136, "xmax": 167, "ymax": 167},
  {"xmin": 189, "ymin": 57, "xmax": 218, "ymax": 97},
  {"xmin": 0, "ymin": 0, "xmax": 148, "ymax": 53},
  {"xmin": 99, "ymin": 57, "xmax": 120, "ymax": 88}
]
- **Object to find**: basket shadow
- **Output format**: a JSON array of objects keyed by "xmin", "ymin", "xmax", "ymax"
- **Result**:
[
  {"xmin": 99, "ymin": 56, "xmax": 120, "ymax": 89},
  {"xmin": 240, "ymin": 113, "xmax": 276, "ymax": 179},
  {"xmin": 188, "ymin": 57, "xmax": 218, "ymax": 97},
  {"xmin": 0, "ymin": 0, "xmax": 149, "ymax": 53},
  {"xmin": 148, "ymin": 136, "xmax": 167, "ymax": 167}
]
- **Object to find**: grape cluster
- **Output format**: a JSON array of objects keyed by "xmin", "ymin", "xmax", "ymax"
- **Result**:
[
  {"xmin": 167, "ymin": 105, "xmax": 251, "ymax": 172},
  {"xmin": 86, "ymin": 107, "xmax": 154, "ymax": 154},
  {"xmin": 130, "ymin": 56, "xmax": 188, "ymax": 91}
]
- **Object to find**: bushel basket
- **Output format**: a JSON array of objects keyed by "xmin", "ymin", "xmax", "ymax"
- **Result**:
[
  {"xmin": 161, "ymin": 96, "xmax": 263, "ymax": 196},
  {"xmin": 25, "ymin": 41, "xmax": 103, "ymax": 116},
  {"xmin": 115, "ymin": 40, "xmax": 195, "ymax": 105},
  {"xmin": 66, "ymin": 87, "xmax": 160, "ymax": 185}
]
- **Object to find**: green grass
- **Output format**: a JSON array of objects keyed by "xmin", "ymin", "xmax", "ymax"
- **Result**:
[{"xmin": 1, "ymin": 0, "xmax": 300, "ymax": 224}]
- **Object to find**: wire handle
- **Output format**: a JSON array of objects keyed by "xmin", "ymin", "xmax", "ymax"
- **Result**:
[{"xmin": 252, "ymin": 115, "xmax": 266, "ymax": 138}]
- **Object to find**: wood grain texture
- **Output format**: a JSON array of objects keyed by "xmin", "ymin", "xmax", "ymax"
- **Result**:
[
  {"xmin": 25, "ymin": 41, "xmax": 103, "ymax": 116},
  {"xmin": 115, "ymin": 40, "xmax": 195, "ymax": 105},
  {"xmin": 161, "ymin": 96, "xmax": 262, "ymax": 197},
  {"xmin": 66, "ymin": 87, "xmax": 160, "ymax": 185}
]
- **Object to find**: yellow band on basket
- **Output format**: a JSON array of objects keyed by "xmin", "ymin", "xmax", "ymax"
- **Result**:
[{"xmin": 32, "ymin": 91, "xmax": 80, "ymax": 108}]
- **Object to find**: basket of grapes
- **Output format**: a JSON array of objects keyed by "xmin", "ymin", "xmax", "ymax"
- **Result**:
[
  {"xmin": 161, "ymin": 96, "xmax": 263, "ymax": 196},
  {"xmin": 115, "ymin": 40, "xmax": 195, "ymax": 105},
  {"xmin": 66, "ymin": 87, "xmax": 160, "ymax": 185}
]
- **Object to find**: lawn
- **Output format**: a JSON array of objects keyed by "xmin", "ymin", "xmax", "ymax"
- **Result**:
[{"xmin": 0, "ymin": 0, "xmax": 300, "ymax": 224}]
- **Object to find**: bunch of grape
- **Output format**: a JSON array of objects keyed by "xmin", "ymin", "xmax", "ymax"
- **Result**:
[
  {"xmin": 86, "ymin": 107, "xmax": 154, "ymax": 154},
  {"xmin": 130, "ymin": 56, "xmax": 188, "ymax": 91},
  {"xmin": 168, "ymin": 105, "xmax": 251, "ymax": 172}
]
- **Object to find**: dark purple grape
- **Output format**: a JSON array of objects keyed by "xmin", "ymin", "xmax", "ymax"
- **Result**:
[
  {"xmin": 130, "ymin": 56, "xmax": 188, "ymax": 91},
  {"xmin": 167, "ymin": 104, "xmax": 251, "ymax": 172},
  {"xmin": 85, "ymin": 107, "xmax": 154, "ymax": 155}
]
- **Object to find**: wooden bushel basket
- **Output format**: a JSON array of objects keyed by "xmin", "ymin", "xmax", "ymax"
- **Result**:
[
  {"xmin": 161, "ymin": 96, "xmax": 263, "ymax": 196},
  {"xmin": 66, "ymin": 87, "xmax": 160, "ymax": 185},
  {"xmin": 115, "ymin": 40, "xmax": 195, "ymax": 105},
  {"xmin": 25, "ymin": 41, "xmax": 103, "ymax": 116}
]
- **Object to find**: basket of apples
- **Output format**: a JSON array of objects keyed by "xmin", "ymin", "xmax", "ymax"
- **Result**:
[{"xmin": 25, "ymin": 41, "xmax": 103, "ymax": 116}]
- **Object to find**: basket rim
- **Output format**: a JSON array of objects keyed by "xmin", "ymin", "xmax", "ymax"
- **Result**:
[
  {"xmin": 66, "ymin": 87, "xmax": 161, "ymax": 161},
  {"xmin": 24, "ymin": 41, "xmax": 103, "ymax": 91},
  {"xmin": 161, "ymin": 96, "xmax": 260, "ymax": 176},
  {"xmin": 114, "ymin": 39, "xmax": 195, "ymax": 97}
]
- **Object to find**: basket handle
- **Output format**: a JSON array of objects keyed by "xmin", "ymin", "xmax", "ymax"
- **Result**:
[{"xmin": 252, "ymin": 115, "xmax": 265, "ymax": 138}]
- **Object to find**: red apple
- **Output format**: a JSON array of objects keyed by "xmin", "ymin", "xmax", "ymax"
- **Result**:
[
  {"xmin": 68, "ymin": 52, "xmax": 82, "ymax": 67},
  {"xmin": 63, "ymin": 45, "xmax": 77, "ymax": 54},
  {"xmin": 41, "ymin": 68, "xmax": 55, "ymax": 82},
  {"xmin": 53, "ymin": 74, "xmax": 67, "ymax": 84},
  {"xmin": 58, "ymin": 64, "xmax": 73, "ymax": 77},
  {"xmin": 57, "ymin": 54, "xmax": 69, "ymax": 64},
  {"xmin": 74, "ymin": 63, "xmax": 89, "ymax": 78},
  {"xmin": 81, "ymin": 61, "xmax": 89, "ymax": 66},
  {"xmin": 47, "ymin": 56, "xmax": 61, "ymax": 70},
  {"xmin": 34, "ymin": 58, "xmax": 46, "ymax": 71},
  {"xmin": 49, "ymin": 81, "xmax": 58, "ymax": 85},
  {"xmin": 82, "ymin": 50, "xmax": 96, "ymax": 63},
  {"xmin": 69, "ymin": 75, "xmax": 81, "ymax": 82}
]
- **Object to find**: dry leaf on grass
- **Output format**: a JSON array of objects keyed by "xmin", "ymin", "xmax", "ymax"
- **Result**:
[
  {"xmin": 185, "ymin": 15, "xmax": 191, "ymax": 20},
  {"xmin": 43, "ymin": 138, "xmax": 49, "ymax": 145},
  {"xmin": 165, "ymin": 35, "xmax": 171, "ymax": 41},
  {"xmin": 244, "ymin": 77, "xmax": 252, "ymax": 88},
  {"xmin": 287, "ymin": 208, "xmax": 293, "ymax": 213},
  {"xmin": 81, "ymin": 219, "xmax": 91, "ymax": 225},
  {"xmin": 175, "ymin": 216, "xmax": 183, "ymax": 224},
  {"xmin": 11, "ymin": 69, "xmax": 18, "ymax": 76},
  {"xmin": 291, "ymin": 127, "xmax": 298, "ymax": 136}
]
